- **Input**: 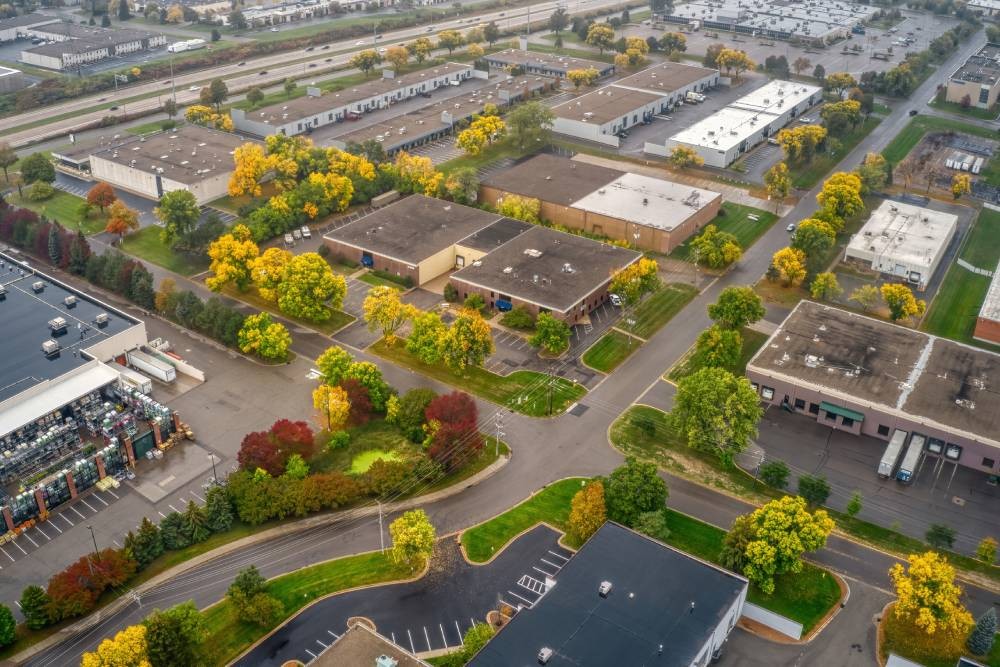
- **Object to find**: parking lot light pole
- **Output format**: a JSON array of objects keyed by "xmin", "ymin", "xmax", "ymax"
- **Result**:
[
  {"xmin": 87, "ymin": 525, "xmax": 99, "ymax": 559},
  {"xmin": 208, "ymin": 453, "xmax": 219, "ymax": 484}
]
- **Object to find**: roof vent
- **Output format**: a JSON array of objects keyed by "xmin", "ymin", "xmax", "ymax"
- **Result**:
[
  {"xmin": 63, "ymin": 295, "xmax": 77, "ymax": 308},
  {"xmin": 41, "ymin": 339, "xmax": 60, "ymax": 356},
  {"xmin": 95, "ymin": 312, "xmax": 109, "ymax": 326},
  {"xmin": 502, "ymin": 266, "xmax": 513, "ymax": 274},
  {"xmin": 375, "ymin": 656, "xmax": 398, "ymax": 667},
  {"xmin": 523, "ymin": 248, "xmax": 543, "ymax": 258},
  {"xmin": 538, "ymin": 647, "xmax": 554, "ymax": 664},
  {"xmin": 598, "ymin": 581, "xmax": 612, "ymax": 597},
  {"xmin": 32, "ymin": 281, "xmax": 44, "ymax": 293}
]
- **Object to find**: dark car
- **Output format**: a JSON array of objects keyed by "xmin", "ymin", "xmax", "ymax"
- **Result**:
[
  {"xmin": 109, "ymin": 105, "xmax": 119, "ymax": 110},
  {"xmin": 306, "ymin": 46, "xmax": 314, "ymax": 51},
  {"xmin": 325, "ymin": 57, "xmax": 332, "ymax": 62},
  {"xmin": 259, "ymin": 70, "xmax": 268, "ymax": 75},
  {"xmin": 909, "ymin": 109, "xmax": 918, "ymax": 116},
  {"xmin": 419, "ymin": 91, "xmax": 432, "ymax": 98},
  {"xmin": 308, "ymin": 63, "xmax": 317, "ymax": 68},
  {"xmin": 322, "ymin": 44, "xmax": 330, "ymax": 50},
  {"xmin": 237, "ymin": 61, "xmax": 246, "ymax": 66}
]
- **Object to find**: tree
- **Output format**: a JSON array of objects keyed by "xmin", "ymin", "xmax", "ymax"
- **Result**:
[
  {"xmin": 824, "ymin": 71, "xmax": 856, "ymax": 97},
  {"xmin": 813, "ymin": 63, "xmax": 826, "ymax": 82},
  {"xmin": 703, "ymin": 43, "xmax": 724, "ymax": 69},
  {"xmin": 390, "ymin": 509, "xmax": 435, "ymax": 569},
  {"xmin": 759, "ymin": 460, "xmax": 789, "ymax": 489},
  {"xmin": 363, "ymin": 285, "xmax": 415, "ymax": 343},
  {"xmin": 797, "ymin": 474, "xmax": 830, "ymax": 507},
  {"xmin": 670, "ymin": 367, "xmax": 762, "ymax": 467},
  {"xmin": 602, "ymin": 457, "xmax": 668, "ymax": 527},
  {"xmin": 465, "ymin": 27, "xmax": 484, "ymax": 44},
  {"xmin": 820, "ymin": 99, "xmax": 862, "ymax": 134},
  {"xmin": 87, "ymin": 182, "xmax": 116, "ymax": 212},
  {"xmin": 127, "ymin": 517, "xmax": 163, "ymax": 568},
  {"xmin": 105, "ymin": 200, "xmax": 140, "ymax": 238},
  {"xmin": 716, "ymin": 48, "xmax": 755, "ymax": 80},
  {"xmin": 976, "ymin": 536, "xmax": 997, "ymax": 565},
  {"xmin": 81, "ymin": 625, "xmax": 150, "ymax": 667},
  {"xmin": 204, "ymin": 485, "xmax": 233, "ymax": 533},
  {"xmin": 585, "ymin": 23, "xmax": 615, "ymax": 54},
  {"xmin": 276, "ymin": 252, "xmax": 346, "ymax": 322},
  {"xmin": 160, "ymin": 511, "xmax": 189, "ymax": 550},
  {"xmin": 408, "ymin": 36, "xmax": 434, "ymax": 63},
  {"xmin": 890, "ymin": 551, "xmax": 973, "ymax": 642},
  {"xmin": 846, "ymin": 491, "xmax": 863, "ymax": 517},
  {"xmin": 155, "ymin": 190, "xmax": 200, "ymax": 244},
  {"xmin": 227, "ymin": 565, "xmax": 282, "ymax": 626},
  {"xmin": 395, "ymin": 388, "xmax": 437, "ymax": 442},
  {"xmin": 694, "ymin": 324, "xmax": 741, "ymax": 369},
  {"xmin": 776, "ymin": 124, "xmax": 827, "ymax": 164},
  {"xmin": 407, "ymin": 310, "xmax": 446, "ymax": 364},
  {"xmin": 719, "ymin": 513, "xmax": 755, "ymax": 573},
  {"xmin": 668, "ymin": 145, "xmax": 704, "ymax": 169},
  {"xmin": 143, "ymin": 601, "xmax": 204, "ymax": 667},
  {"xmin": 285, "ymin": 452, "xmax": 309, "ymax": 479},
  {"xmin": 817, "ymin": 171, "xmax": 864, "ymax": 220},
  {"xmin": 856, "ymin": 152, "xmax": 889, "ymax": 194},
  {"xmin": 764, "ymin": 162, "xmax": 791, "ymax": 211},
  {"xmin": 881, "ymin": 283, "xmax": 926, "ymax": 322},
  {"xmin": 444, "ymin": 166, "xmax": 479, "ymax": 205},
  {"xmin": 0, "ymin": 142, "xmax": 16, "ymax": 182},
  {"xmin": 505, "ymin": 101, "xmax": 555, "ymax": 150},
  {"xmin": 483, "ymin": 21, "xmax": 500, "ymax": 45},
  {"xmin": 707, "ymin": 286, "xmax": 764, "ymax": 329},
  {"xmin": 456, "ymin": 114, "xmax": 506, "ymax": 156},
  {"xmin": 549, "ymin": 6, "xmax": 569, "ymax": 32},
  {"xmin": 21, "ymin": 152, "xmax": 55, "ymax": 184},
  {"xmin": 282, "ymin": 78, "xmax": 296, "ymax": 99},
  {"xmin": 660, "ymin": 32, "xmax": 687, "ymax": 53},
  {"xmin": 926, "ymin": 523, "xmax": 956, "ymax": 549},
  {"xmin": 181, "ymin": 500, "xmax": 209, "ymax": 544},
  {"xmin": 229, "ymin": 143, "xmax": 272, "ymax": 197},
  {"xmin": 238, "ymin": 312, "xmax": 291, "ymax": 361},
  {"xmin": 245, "ymin": 87, "xmax": 264, "ymax": 108},
  {"xmin": 568, "ymin": 481, "xmax": 606, "ymax": 544},
  {"xmin": 635, "ymin": 509, "xmax": 671, "ymax": 542},
  {"xmin": 207, "ymin": 224, "xmax": 259, "ymax": 292},
  {"xmin": 968, "ymin": 608, "xmax": 997, "ymax": 656},
  {"xmin": 609, "ymin": 257, "xmax": 660, "ymax": 304},
  {"xmin": 440, "ymin": 309, "xmax": 494, "ymax": 371},
  {"xmin": 460, "ymin": 623, "xmax": 495, "ymax": 663},
  {"xmin": 343, "ymin": 361, "xmax": 391, "ymax": 412},
  {"xmin": 850, "ymin": 284, "xmax": 880, "ymax": 312},
  {"xmin": 731, "ymin": 496, "xmax": 834, "ymax": 594},
  {"xmin": 689, "ymin": 224, "xmax": 742, "ymax": 268},
  {"xmin": 313, "ymin": 383, "xmax": 351, "ymax": 432},
  {"xmin": 118, "ymin": 0, "xmax": 131, "ymax": 20},
  {"xmin": 316, "ymin": 345, "xmax": 353, "ymax": 385},
  {"xmin": 567, "ymin": 67, "xmax": 600, "ymax": 89},
  {"xmin": 385, "ymin": 45, "xmax": 409, "ymax": 72},
  {"xmin": 952, "ymin": 172, "xmax": 971, "ymax": 199},
  {"xmin": 497, "ymin": 193, "xmax": 540, "ymax": 223},
  {"xmin": 206, "ymin": 78, "xmax": 228, "ymax": 111},
  {"xmin": 530, "ymin": 312, "xmax": 571, "ymax": 354},
  {"xmin": 810, "ymin": 272, "xmax": 842, "ymax": 301},
  {"xmin": 770, "ymin": 247, "xmax": 807, "ymax": 287},
  {"xmin": 229, "ymin": 9, "xmax": 247, "ymax": 30},
  {"xmin": 437, "ymin": 29, "xmax": 464, "ymax": 54},
  {"xmin": 792, "ymin": 56, "xmax": 811, "ymax": 76},
  {"xmin": 20, "ymin": 585, "xmax": 50, "ymax": 630},
  {"xmin": 350, "ymin": 49, "xmax": 382, "ymax": 77},
  {"xmin": 791, "ymin": 218, "xmax": 836, "ymax": 271},
  {"xmin": 0, "ymin": 604, "xmax": 13, "ymax": 647}
]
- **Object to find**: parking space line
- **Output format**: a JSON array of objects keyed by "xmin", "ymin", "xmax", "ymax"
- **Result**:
[
  {"xmin": 47, "ymin": 520, "xmax": 63, "ymax": 534},
  {"xmin": 439, "ymin": 623, "xmax": 447, "ymax": 647},
  {"xmin": 168, "ymin": 504, "xmax": 179, "ymax": 513},
  {"xmin": 1, "ymin": 545, "xmax": 16, "ymax": 561},
  {"xmin": 34, "ymin": 525, "xmax": 50, "ymax": 540},
  {"xmin": 58, "ymin": 513, "xmax": 73, "ymax": 528},
  {"xmin": 391, "ymin": 632, "xmax": 396, "ymax": 644},
  {"xmin": 189, "ymin": 491, "xmax": 204, "ymax": 502},
  {"xmin": 105, "ymin": 489, "xmax": 119, "ymax": 499},
  {"xmin": 80, "ymin": 499, "xmax": 97, "ymax": 513},
  {"xmin": 547, "ymin": 550, "xmax": 569, "ymax": 561},
  {"xmin": 407, "ymin": 629, "xmax": 415, "ymax": 654},
  {"xmin": 92, "ymin": 494, "xmax": 109, "ymax": 507},
  {"xmin": 540, "ymin": 558, "xmax": 562, "ymax": 570},
  {"xmin": 470, "ymin": 618, "xmax": 476, "ymax": 630},
  {"xmin": 305, "ymin": 649, "xmax": 317, "ymax": 659},
  {"xmin": 507, "ymin": 589, "xmax": 533, "ymax": 606},
  {"xmin": 70, "ymin": 506, "xmax": 86, "ymax": 520},
  {"xmin": 455, "ymin": 620, "xmax": 463, "ymax": 644},
  {"xmin": 327, "ymin": 629, "xmax": 338, "ymax": 639},
  {"xmin": 423, "ymin": 626, "xmax": 432, "ymax": 651},
  {"xmin": 10, "ymin": 540, "xmax": 26, "ymax": 555},
  {"xmin": 157, "ymin": 511, "xmax": 166, "ymax": 518},
  {"xmin": 22, "ymin": 533, "xmax": 38, "ymax": 548},
  {"xmin": 316, "ymin": 639, "xmax": 327, "ymax": 648},
  {"xmin": 533, "ymin": 565, "xmax": 555, "ymax": 577}
]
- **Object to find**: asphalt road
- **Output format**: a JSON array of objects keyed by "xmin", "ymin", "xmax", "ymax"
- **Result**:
[{"xmin": 23, "ymin": 30, "xmax": 998, "ymax": 667}]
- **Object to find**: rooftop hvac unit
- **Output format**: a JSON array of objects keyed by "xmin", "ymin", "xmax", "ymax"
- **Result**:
[
  {"xmin": 48, "ymin": 317, "xmax": 67, "ymax": 332},
  {"xmin": 95, "ymin": 312, "xmax": 109, "ymax": 326},
  {"xmin": 598, "ymin": 581, "xmax": 613, "ymax": 597},
  {"xmin": 375, "ymin": 656, "xmax": 398, "ymax": 667},
  {"xmin": 538, "ymin": 647, "xmax": 554, "ymax": 664},
  {"xmin": 41, "ymin": 339, "xmax": 60, "ymax": 356},
  {"xmin": 32, "ymin": 281, "xmax": 44, "ymax": 293},
  {"xmin": 63, "ymin": 295, "xmax": 76, "ymax": 308}
]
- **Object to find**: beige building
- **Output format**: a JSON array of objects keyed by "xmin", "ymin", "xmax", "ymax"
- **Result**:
[
  {"xmin": 479, "ymin": 154, "xmax": 722, "ymax": 254},
  {"xmin": 946, "ymin": 44, "xmax": 1000, "ymax": 109}
]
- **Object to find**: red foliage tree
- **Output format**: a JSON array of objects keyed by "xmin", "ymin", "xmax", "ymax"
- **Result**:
[
  {"xmin": 425, "ymin": 392, "xmax": 481, "ymax": 470},
  {"xmin": 339, "ymin": 378, "xmax": 372, "ymax": 426},
  {"xmin": 32, "ymin": 221, "xmax": 50, "ymax": 259},
  {"xmin": 425, "ymin": 391, "xmax": 479, "ymax": 431},
  {"xmin": 269, "ymin": 419, "xmax": 315, "ymax": 461},
  {"xmin": 46, "ymin": 548, "xmax": 136, "ymax": 622},
  {"xmin": 238, "ymin": 430, "xmax": 285, "ymax": 476},
  {"xmin": 86, "ymin": 182, "xmax": 116, "ymax": 211}
]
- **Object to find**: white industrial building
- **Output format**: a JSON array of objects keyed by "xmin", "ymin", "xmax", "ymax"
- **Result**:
[
  {"xmin": 231, "ymin": 62, "xmax": 473, "ymax": 137},
  {"xmin": 666, "ymin": 0, "xmax": 879, "ymax": 42},
  {"xmin": 0, "ymin": 13, "xmax": 58, "ymax": 42},
  {"xmin": 968, "ymin": 0, "xmax": 1000, "ymax": 16},
  {"xmin": 658, "ymin": 80, "xmax": 822, "ymax": 168},
  {"xmin": 552, "ymin": 61, "xmax": 719, "ymax": 147},
  {"xmin": 844, "ymin": 200, "xmax": 958, "ymax": 291},
  {"xmin": 19, "ymin": 24, "xmax": 166, "ymax": 71}
]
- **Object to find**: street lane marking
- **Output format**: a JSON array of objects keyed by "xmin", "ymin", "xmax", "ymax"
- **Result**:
[
  {"xmin": 423, "ymin": 626, "xmax": 432, "ymax": 651},
  {"xmin": 80, "ymin": 499, "xmax": 97, "ymax": 513},
  {"xmin": 407, "ymin": 629, "xmax": 415, "ymax": 654},
  {"xmin": 70, "ymin": 506, "xmax": 86, "ymax": 520},
  {"xmin": 93, "ymin": 494, "xmax": 108, "ymax": 507},
  {"xmin": 23, "ymin": 532, "xmax": 38, "ymax": 548}
]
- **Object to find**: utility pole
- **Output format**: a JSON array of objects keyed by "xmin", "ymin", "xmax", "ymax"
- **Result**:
[
  {"xmin": 378, "ymin": 502, "xmax": 385, "ymax": 553},
  {"xmin": 87, "ymin": 524, "xmax": 99, "ymax": 558},
  {"xmin": 494, "ymin": 411, "xmax": 505, "ymax": 457}
]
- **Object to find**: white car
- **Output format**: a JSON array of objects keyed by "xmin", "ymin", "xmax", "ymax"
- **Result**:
[
  {"xmin": 786, "ymin": 223, "xmax": 796, "ymax": 232},
  {"xmin": 355, "ymin": 40, "xmax": 364, "ymax": 45},
  {"xmin": 188, "ymin": 85, "xmax": 199, "ymax": 91},
  {"xmin": 284, "ymin": 233, "xmax": 295, "ymax": 245},
  {"xmin": 270, "ymin": 27, "xmax": 279, "ymax": 32},
  {"xmin": 292, "ymin": 229, "xmax": 302, "ymax": 240},
  {"xmin": 301, "ymin": 226, "xmax": 312, "ymax": 239},
  {"xmin": 378, "ymin": 47, "xmax": 387, "ymax": 54},
  {"xmin": 609, "ymin": 294, "xmax": 623, "ymax": 307}
]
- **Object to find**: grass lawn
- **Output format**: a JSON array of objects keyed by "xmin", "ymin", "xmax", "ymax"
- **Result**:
[
  {"xmin": 670, "ymin": 202, "xmax": 778, "ymax": 262},
  {"xmin": 206, "ymin": 182, "xmax": 279, "ymax": 215},
  {"xmin": 789, "ymin": 116, "xmax": 882, "ymax": 189},
  {"xmin": 438, "ymin": 139, "xmax": 533, "ymax": 175},
  {"xmin": 358, "ymin": 271, "xmax": 405, "ymax": 290},
  {"xmin": 527, "ymin": 43, "xmax": 613, "ymax": 62},
  {"xmin": 922, "ymin": 208, "xmax": 1000, "ymax": 348},
  {"xmin": 882, "ymin": 603, "xmax": 1000, "ymax": 667},
  {"xmin": 667, "ymin": 328, "xmax": 769, "ymax": 381},
  {"xmin": 628, "ymin": 284, "xmax": 699, "ymax": 339},
  {"xmin": 200, "ymin": 550, "xmax": 412, "ymax": 666},
  {"xmin": 121, "ymin": 226, "xmax": 209, "ymax": 276},
  {"xmin": 929, "ymin": 98, "xmax": 998, "ymax": 121},
  {"xmin": 11, "ymin": 191, "xmax": 108, "ymax": 236},
  {"xmin": 220, "ymin": 284, "xmax": 355, "ymax": 335},
  {"xmin": 371, "ymin": 339, "xmax": 586, "ymax": 417},
  {"xmin": 581, "ymin": 329, "xmax": 642, "ymax": 372},
  {"xmin": 311, "ymin": 420, "xmax": 414, "ymax": 474},
  {"xmin": 461, "ymin": 477, "xmax": 586, "ymax": 562},
  {"xmin": 126, "ymin": 118, "xmax": 182, "ymax": 135},
  {"xmin": 540, "ymin": 31, "xmax": 584, "ymax": 45},
  {"xmin": 349, "ymin": 449, "xmax": 404, "ymax": 474},
  {"xmin": 883, "ymin": 115, "xmax": 1000, "ymax": 165}
]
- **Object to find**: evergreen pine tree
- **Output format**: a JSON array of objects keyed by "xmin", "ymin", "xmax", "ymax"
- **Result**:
[
  {"xmin": 19, "ymin": 585, "xmax": 50, "ymax": 630},
  {"xmin": 136, "ymin": 516, "xmax": 164, "ymax": 565},
  {"xmin": 968, "ymin": 607, "xmax": 997, "ymax": 655},
  {"xmin": 69, "ymin": 231, "xmax": 90, "ymax": 275},
  {"xmin": 160, "ymin": 512, "xmax": 190, "ymax": 550},
  {"xmin": 47, "ymin": 224, "xmax": 60, "ymax": 266},
  {"xmin": 182, "ymin": 501, "xmax": 210, "ymax": 544},
  {"xmin": 205, "ymin": 485, "xmax": 234, "ymax": 533}
]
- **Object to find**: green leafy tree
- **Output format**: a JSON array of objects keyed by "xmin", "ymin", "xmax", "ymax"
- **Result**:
[
  {"xmin": 155, "ymin": 190, "xmax": 200, "ymax": 244},
  {"xmin": 461, "ymin": 623, "xmax": 495, "ymax": 661},
  {"xmin": 406, "ymin": 310, "xmax": 446, "ymax": 364},
  {"xmin": 846, "ymin": 491, "xmax": 863, "ymax": 517},
  {"xmin": 246, "ymin": 87, "xmax": 264, "ymax": 108},
  {"xmin": 670, "ymin": 368, "xmax": 763, "ymax": 467},
  {"xmin": 719, "ymin": 513, "xmax": 755, "ymax": 573},
  {"xmin": 568, "ymin": 480, "xmax": 606, "ymax": 544},
  {"xmin": 20, "ymin": 152, "xmax": 55, "ymax": 184},
  {"xmin": 810, "ymin": 272, "xmax": 842, "ymax": 301},
  {"xmin": 926, "ymin": 523, "xmax": 957, "ymax": 549},
  {"xmin": 791, "ymin": 219, "xmax": 836, "ymax": 272},
  {"xmin": 689, "ymin": 224, "xmax": 742, "ymax": 268},
  {"xmin": 275, "ymin": 252, "xmax": 346, "ymax": 322},
  {"xmin": 163, "ymin": 98, "xmax": 177, "ymax": 119},
  {"xmin": 850, "ymin": 284, "xmax": 880, "ymax": 312},
  {"xmin": 797, "ymin": 474, "xmax": 830, "ymax": 507},
  {"xmin": 284, "ymin": 453, "xmax": 309, "ymax": 479},
  {"xmin": 968, "ymin": 608, "xmax": 998, "ymax": 656},
  {"xmin": 602, "ymin": 457, "xmax": 668, "ymax": 527},
  {"xmin": 19, "ymin": 585, "xmax": 50, "ymax": 630},
  {"xmin": 529, "ymin": 312, "xmax": 571, "ymax": 354},
  {"xmin": 759, "ymin": 460, "xmax": 789, "ymax": 489},
  {"xmin": 343, "ymin": 361, "xmax": 391, "ymax": 412},
  {"xmin": 207, "ymin": 78, "xmax": 228, "ymax": 111},
  {"xmin": 143, "ymin": 601, "xmax": 205, "ymax": 667},
  {"xmin": 125, "ymin": 517, "xmax": 163, "ymax": 568},
  {"xmin": 635, "ymin": 509, "xmax": 671, "ymax": 542},
  {"xmin": 976, "ymin": 537, "xmax": 997, "ymax": 565},
  {"xmin": 226, "ymin": 565, "xmax": 283, "ymax": 626},
  {"xmin": 316, "ymin": 345, "xmax": 353, "ymax": 385},
  {"xmin": 238, "ymin": 312, "xmax": 291, "ymax": 361},
  {"xmin": 181, "ymin": 500, "xmax": 210, "ymax": 544},
  {"xmin": 483, "ymin": 21, "xmax": 500, "ymax": 45},
  {"xmin": 160, "ymin": 511, "xmax": 189, "ymax": 550},
  {"xmin": 707, "ymin": 286, "xmax": 764, "ymax": 329},
  {"xmin": 390, "ymin": 509, "xmax": 436, "ymax": 569},
  {"xmin": 505, "ymin": 101, "xmax": 555, "ymax": 150},
  {"xmin": 694, "ymin": 324, "xmax": 741, "ymax": 369},
  {"xmin": 205, "ymin": 485, "xmax": 233, "ymax": 533},
  {"xmin": 0, "ymin": 605, "xmax": 14, "ymax": 648},
  {"xmin": 440, "ymin": 309, "xmax": 494, "ymax": 371},
  {"xmin": 0, "ymin": 142, "xmax": 16, "ymax": 182}
]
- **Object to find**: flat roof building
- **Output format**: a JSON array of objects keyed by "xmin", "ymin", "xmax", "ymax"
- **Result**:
[
  {"xmin": 20, "ymin": 24, "xmax": 166, "ymax": 71},
  {"xmin": 468, "ymin": 522, "xmax": 748, "ymax": 667},
  {"xmin": 660, "ymin": 80, "xmax": 821, "ymax": 168},
  {"xmin": 975, "ymin": 262, "xmax": 1000, "ymax": 345},
  {"xmin": 232, "ymin": 63, "xmax": 473, "ymax": 137},
  {"xmin": 666, "ymin": 0, "xmax": 878, "ymax": 42},
  {"xmin": 450, "ymin": 224, "xmax": 641, "ymax": 322},
  {"xmin": 946, "ymin": 44, "xmax": 1000, "ymax": 111},
  {"xmin": 55, "ymin": 125, "xmax": 257, "ymax": 204},
  {"xmin": 480, "ymin": 154, "xmax": 722, "ymax": 253},
  {"xmin": 482, "ymin": 48, "xmax": 614, "ymax": 79},
  {"xmin": 0, "ymin": 13, "xmax": 58, "ymax": 42},
  {"xmin": 553, "ymin": 62, "xmax": 719, "ymax": 147},
  {"xmin": 969, "ymin": 0, "xmax": 1000, "ymax": 16},
  {"xmin": 311, "ymin": 623, "xmax": 429, "ymax": 667},
  {"xmin": 844, "ymin": 200, "xmax": 958, "ymax": 291},
  {"xmin": 747, "ymin": 301, "xmax": 1000, "ymax": 475}
]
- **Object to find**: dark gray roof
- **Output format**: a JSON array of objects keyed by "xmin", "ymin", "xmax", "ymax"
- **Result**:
[
  {"xmin": 481, "ymin": 154, "xmax": 624, "ymax": 206},
  {"xmin": 312, "ymin": 623, "xmax": 428, "ymax": 667},
  {"xmin": 0, "ymin": 252, "xmax": 140, "ymax": 402},
  {"xmin": 0, "ymin": 12, "xmax": 58, "ymax": 29},
  {"xmin": 451, "ymin": 225, "xmax": 640, "ymax": 313},
  {"xmin": 458, "ymin": 217, "xmax": 532, "ymax": 253},
  {"xmin": 323, "ymin": 195, "xmax": 503, "ymax": 264},
  {"xmin": 469, "ymin": 523, "xmax": 747, "ymax": 667}
]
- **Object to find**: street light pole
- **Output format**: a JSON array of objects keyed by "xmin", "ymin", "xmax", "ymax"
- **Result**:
[
  {"xmin": 87, "ymin": 524, "xmax": 99, "ymax": 558},
  {"xmin": 208, "ymin": 452, "xmax": 219, "ymax": 484}
]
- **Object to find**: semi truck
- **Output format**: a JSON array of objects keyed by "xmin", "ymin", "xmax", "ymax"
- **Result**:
[
  {"xmin": 167, "ymin": 39, "xmax": 207, "ymax": 53},
  {"xmin": 126, "ymin": 349, "xmax": 176, "ymax": 384},
  {"xmin": 115, "ymin": 363, "xmax": 153, "ymax": 395},
  {"xmin": 896, "ymin": 433, "xmax": 925, "ymax": 484},
  {"xmin": 877, "ymin": 429, "xmax": 908, "ymax": 478}
]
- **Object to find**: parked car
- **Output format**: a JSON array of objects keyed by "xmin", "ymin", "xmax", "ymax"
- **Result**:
[
  {"xmin": 786, "ymin": 223, "xmax": 796, "ymax": 232},
  {"xmin": 301, "ymin": 226, "xmax": 312, "ymax": 239},
  {"xmin": 259, "ymin": 70, "xmax": 268, "ymax": 75},
  {"xmin": 609, "ymin": 293, "xmax": 623, "ymax": 307},
  {"xmin": 292, "ymin": 229, "xmax": 302, "ymax": 240},
  {"xmin": 270, "ymin": 27, "xmax": 279, "ymax": 32},
  {"xmin": 909, "ymin": 109, "xmax": 919, "ymax": 116},
  {"xmin": 284, "ymin": 233, "xmax": 294, "ymax": 245}
]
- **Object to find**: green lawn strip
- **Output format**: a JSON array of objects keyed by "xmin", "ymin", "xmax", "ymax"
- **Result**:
[
  {"xmin": 371, "ymin": 339, "xmax": 586, "ymax": 417},
  {"xmin": 349, "ymin": 449, "xmax": 404, "ymax": 474},
  {"xmin": 922, "ymin": 208, "xmax": 1000, "ymax": 348},
  {"xmin": 0, "ymin": 59, "xmax": 59, "ymax": 79},
  {"xmin": 789, "ymin": 116, "xmax": 882, "ymax": 189},
  {"xmin": 667, "ymin": 328, "xmax": 769, "ymax": 381},
  {"xmin": 882, "ymin": 604, "xmax": 1000, "ymax": 667},
  {"xmin": 121, "ymin": 226, "xmax": 209, "ymax": 276},
  {"xmin": 461, "ymin": 478, "xmax": 585, "ymax": 562},
  {"xmin": 11, "ymin": 191, "xmax": 108, "ymax": 236},
  {"xmin": 670, "ymin": 202, "xmax": 778, "ymax": 262},
  {"xmin": 527, "ymin": 43, "xmax": 614, "ymax": 62},
  {"xmin": 357, "ymin": 271, "xmax": 405, "ymax": 290},
  {"xmin": 126, "ymin": 118, "xmax": 183, "ymax": 135},
  {"xmin": 581, "ymin": 329, "xmax": 641, "ymax": 372},
  {"xmin": 628, "ymin": 283, "xmax": 699, "ymax": 339},
  {"xmin": 540, "ymin": 31, "xmax": 585, "ymax": 44},
  {"xmin": 883, "ymin": 115, "xmax": 1000, "ymax": 165},
  {"xmin": 220, "ymin": 284, "xmax": 355, "ymax": 335},
  {"xmin": 928, "ymin": 98, "xmax": 998, "ymax": 121},
  {"xmin": 438, "ymin": 139, "xmax": 533, "ymax": 175},
  {"xmin": 200, "ymin": 551, "xmax": 412, "ymax": 666}
]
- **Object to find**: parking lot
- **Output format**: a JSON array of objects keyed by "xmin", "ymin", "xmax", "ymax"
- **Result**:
[{"xmin": 236, "ymin": 524, "xmax": 570, "ymax": 666}]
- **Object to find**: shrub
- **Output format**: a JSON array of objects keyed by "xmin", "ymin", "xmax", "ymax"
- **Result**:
[
  {"xmin": 160, "ymin": 120, "xmax": 177, "ymax": 131},
  {"xmin": 27, "ymin": 181, "xmax": 55, "ymax": 201},
  {"xmin": 926, "ymin": 523, "xmax": 956, "ymax": 549},
  {"xmin": 328, "ymin": 430, "xmax": 351, "ymax": 450},
  {"xmin": 500, "ymin": 306, "xmax": 535, "ymax": 330},
  {"xmin": 443, "ymin": 282, "xmax": 459, "ymax": 302},
  {"xmin": 797, "ymin": 474, "xmax": 830, "ymax": 507},
  {"xmin": 759, "ymin": 460, "xmax": 789, "ymax": 489},
  {"xmin": 463, "ymin": 293, "xmax": 486, "ymax": 313},
  {"xmin": 371, "ymin": 268, "xmax": 413, "ymax": 288}
]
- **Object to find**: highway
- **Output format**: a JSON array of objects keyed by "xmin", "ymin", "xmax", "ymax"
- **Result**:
[{"xmin": 0, "ymin": 0, "xmax": 628, "ymax": 147}]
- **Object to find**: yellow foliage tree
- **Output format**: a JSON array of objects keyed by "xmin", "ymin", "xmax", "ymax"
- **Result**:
[
  {"xmin": 250, "ymin": 246, "xmax": 292, "ymax": 301},
  {"xmin": 716, "ymin": 48, "xmax": 755, "ymax": 79},
  {"xmin": 880, "ymin": 283, "xmax": 926, "ymax": 322},
  {"xmin": 609, "ymin": 257, "xmax": 660, "ymax": 304},
  {"xmin": 207, "ymin": 223, "xmax": 260, "ymax": 291},
  {"xmin": 363, "ymin": 285, "xmax": 416, "ymax": 343},
  {"xmin": 668, "ymin": 145, "xmax": 704, "ymax": 169},
  {"xmin": 497, "ymin": 194, "xmax": 540, "ymax": 224},
  {"xmin": 890, "ymin": 551, "xmax": 973, "ymax": 644},
  {"xmin": 776, "ymin": 124, "xmax": 828, "ymax": 163},
  {"xmin": 228, "ymin": 143, "xmax": 271, "ymax": 198},
  {"xmin": 312, "ymin": 383, "xmax": 351, "ymax": 432},
  {"xmin": 184, "ymin": 104, "xmax": 232, "ymax": 131},
  {"xmin": 568, "ymin": 480, "xmax": 606, "ymax": 544},
  {"xmin": 816, "ymin": 171, "xmax": 864, "ymax": 220},
  {"xmin": 466, "ymin": 42, "xmax": 484, "ymax": 58},
  {"xmin": 770, "ymin": 247, "xmax": 807, "ymax": 286},
  {"xmin": 567, "ymin": 67, "xmax": 600, "ymax": 89},
  {"xmin": 81, "ymin": 624, "xmax": 150, "ymax": 667},
  {"xmin": 952, "ymin": 173, "xmax": 971, "ymax": 200},
  {"xmin": 585, "ymin": 23, "xmax": 615, "ymax": 54},
  {"xmin": 104, "ymin": 200, "xmax": 139, "ymax": 238},
  {"xmin": 385, "ymin": 45, "xmax": 409, "ymax": 72},
  {"xmin": 456, "ymin": 115, "xmax": 505, "ymax": 155},
  {"xmin": 166, "ymin": 3, "xmax": 183, "ymax": 22},
  {"xmin": 391, "ymin": 151, "xmax": 444, "ymax": 195}
]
